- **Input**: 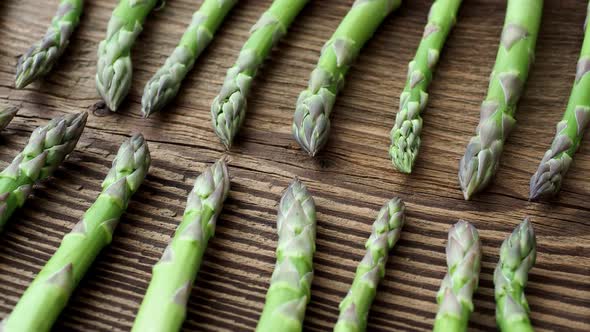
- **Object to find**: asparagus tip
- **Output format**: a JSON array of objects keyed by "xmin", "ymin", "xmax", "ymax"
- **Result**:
[
  {"xmin": 141, "ymin": 108, "xmax": 152, "ymax": 119},
  {"xmin": 391, "ymin": 154, "xmax": 412, "ymax": 174},
  {"xmin": 529, "ymin": 167, "xmax": 560, "ymax": 201}
]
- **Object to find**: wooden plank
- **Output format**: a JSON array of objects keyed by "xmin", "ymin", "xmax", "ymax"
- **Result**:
[{"xmin": 0, "ymin": 0, "xmax": 588, "ymax": 331}]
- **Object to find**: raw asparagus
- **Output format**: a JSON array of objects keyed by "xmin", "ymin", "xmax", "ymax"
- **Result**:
[
  {"xmin": 494, "ymin": 218, "xmax": 536, "ymax": 332},
  {"xmin": 433, "ymin": 220, "xmax": 481, "ymax": 332},
  {"xmin": 2, "ymin": 134, "xmax": 150, "ymax": 332},
  {"xmin": 389, "ymin": 0, "xmax": 462, "ymax": 173},
  {"xmin": 458, "ymin": 0, "xmax": 543, "ymax": 200},
  {"xmin": 211, "ymin": 0, "xmax": 309, "ymax": 148},
  {"xmin": 0, "ymin": 106, "xmax": 18, "ymax": 131},
  {"xmin": 530, "ymin": 3, "xmax": 590, "ymax": 200},
  {"xmin": 256, "ymin": 178, "xmax": 316, "ymax": 332},
  {"xmin": 292, "ymin": 0, "xmax": 401, "ymax": 156},
  {"xmin": 142, "ymin": 0, "xmax": 237, "ymax": 117},
  {"xmin": 334, "ymin": 198, "xmax": 405, "ymax": 332},
  {"xmin": 132, "ymin": 159, "xmax": 230, "ymax": 331},
  {"xmin": 15, "ymin": 0, "xmax": 84, "ymax": 89},
  {"xmin": 0, "ymin": 112, "xmax": 87, "ymax": 231},
  {"xmin": 96, "ymin": 0, "xmax": 159, "ymax": 111}
]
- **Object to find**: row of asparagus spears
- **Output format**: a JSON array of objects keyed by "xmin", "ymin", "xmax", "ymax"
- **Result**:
[
  {"xmin": 0, "ymin": 112, "xmax": 539, "ymax": 331},
  {"xmin": 15, "ymin": 0, "xmax": 589, "ymax": 202}
]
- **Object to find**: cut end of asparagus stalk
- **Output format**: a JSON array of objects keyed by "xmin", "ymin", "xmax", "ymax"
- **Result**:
[{"xmin": 0, "ymin": 106, "xmax": 18, "ymax": 131}]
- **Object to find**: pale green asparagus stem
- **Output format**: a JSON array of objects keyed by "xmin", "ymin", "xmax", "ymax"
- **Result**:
[
  {"xmin": 2, "ymin": 134, "xmax": 150, "ymax": 332},
  {"xmin": 15, "ymin": 0, "xmax": 84, "ymax": 89},
  {"xmin": 530, "ymin": 2, "xmax": 590, "ymax": 200},
  {"xmin": 256, "ymin": 179, "xmax": 316, "ymax": 332},
  {"xmin": 211, "ymin": 0, "xmax": 309, "ymax": 148},
  {"xmin": 433, "ymin": 220, "xmax": 482, "ymax": 332},
  {"xmin": 292, "ymin": 0, "xmax": 401, "ymax": 156},
  {"xmin": 0, "ymin": 106, "xmax": 18, "ymax": 131},
  {"xmin": 0, "ymin": 112, "xmax": 87, "ymax": 231},
  {"xmin": 458, "ymin": 0, "xmax": 543, "ymax": 200},
  {"xmin": 142, "ymin": 0, "xmax": 237, "ymax": 117},
  {"xmin": 132, "ymin": 159, "xmax": 230, "ymax": 331},
  {"xmin": 334, "ymin": 198, "xmax": 405, "ymax": 332},
  {"xmin": 96, "ymin": 0, "xmax": 159, "ymax": 111},
  {"xmin": 494, "ymin": 219, "xmax": 536, "ymax": 332},
  {"xmin": 389, "ymin": 0, "xmax": 462, "ymax": 173}
]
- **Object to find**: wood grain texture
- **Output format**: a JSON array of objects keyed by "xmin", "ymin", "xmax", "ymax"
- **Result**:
[{"xmin": 0, "ymin": 0, "xmax": 588, "ymax": 331}]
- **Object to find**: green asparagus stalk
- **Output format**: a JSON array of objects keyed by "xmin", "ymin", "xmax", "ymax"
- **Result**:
[
  {"xmin": 0, "ymin": 112, "xmax": 87, "ymax": 231},
  {"xmin": 96, "ymin": 0, "xmax": 159, "ymax": 111},
  {"xmin": 0, "ymin": 106, "xmax": 18, "ymax": 131},
  {"xmin": 211, "ymin": 0, "xmax": 309, "ymax": 148},
  {"xmin": 334, "ymin": 198, "xmax": 405, "ymax": 332},
  {"xmin": 433, "ymin": 220, "xmax": 481, "ymax": 332},
  {"xmin": 389, "ymin": 0, "xmax": 462, "ymax": 173},
  {"xmin": 132, "ymin": 159, "xmax": 230, "ymax": 331},
  {"xmin": 530, "ymin": 3, "xmax": 590, "ymax": 200},
  {"xmin": 292, "ymin": 0, "xmax": 401, "ymax": 157},
  {"xmin": 494, "ymin": 218, "xmax": 536, "ymax": 332},
  {"xmin": 256, "ymin": 178, "xmax": 316, "ymax": 332},
  {"xmin": 15, "ymin": 0, "xmax": 84, "ymax": 89},
  {"xmin": 458, "ymin": 0, "xmax": 543, "ymax": 200},
  {"xmin": 142, "ymin": 0, "xmax": 237, "ymax": 117},
  {"xmin": 2, "ymin": 134, "xmax": 150, "ymax": 332}
]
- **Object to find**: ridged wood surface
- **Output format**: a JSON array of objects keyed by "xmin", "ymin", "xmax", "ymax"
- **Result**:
[{"xmin": 0, "ymin": 0, "xmax": 588, "ymax": 331}]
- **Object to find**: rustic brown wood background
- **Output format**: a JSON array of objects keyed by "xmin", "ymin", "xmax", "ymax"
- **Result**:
[{"xmin": 0, "ymin": 0, "xmax": 588, "ymax": 331}]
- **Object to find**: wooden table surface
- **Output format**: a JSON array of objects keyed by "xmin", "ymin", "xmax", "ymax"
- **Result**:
[{"xmin": 0, "ymin": 0, "xmax": 588, "ymax": 331}]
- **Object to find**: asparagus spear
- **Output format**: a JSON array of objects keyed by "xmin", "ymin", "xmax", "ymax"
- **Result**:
[
  {"xmin": 433, "ymin": 220, "xmax": 481, "ymax": 332},
  {"xmin": 458, "ymin": 0, "xmax": 543, "ymax": 200},
  {"xmin": 132, "ymin": 159, "xmax": 230, "ymax": 331},
  {"xmin": 2, "ymin": 134, "xmax": 150, "ymax": 332},
  {"xmin": 389, "ymin": 0, "xmax": 462, "ymax": 173},
  {"xmin": 334, "ymin": 198, "xmax": 405, "ymax": 332},
  {"xmin": 96, "ymin": 0, "xmax": 159, "ymax": 111},
  {"xmin": 142, "ymin": 0, "xmax": 237, "ymax": 117},
  {"xmin": 0, "ymin": 106, "xmax": 18, "ymax": 131},
  {"xmin": 211, "ymin": 0, "xmax": 309, "ymax": 148},
  {"xmin": 0, "ymin": 112, "xmax": 87, "ymax": 231},
  {"xmin": 15, "ymin": 0, "xmax": 84, "ymax": 89},
  {"xmin": 256, "ymin": 178, "xmax": 316, "ymax": 332},
  {"xmin": 292, "ymin": 0, "xmax": 401, "ymax": 157},
  {"xmin": 530, "ymin": 3, "xmax": 590, "ymax": 200},
  {"xmin": 494, "ymin": 219, "xmax": 536, "ymax": 332}
]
